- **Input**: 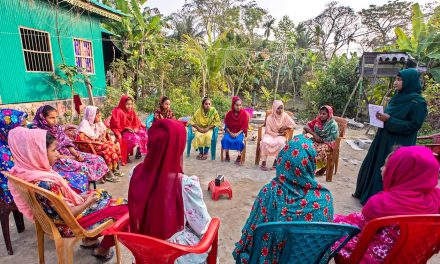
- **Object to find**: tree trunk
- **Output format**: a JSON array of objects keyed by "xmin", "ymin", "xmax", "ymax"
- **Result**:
[
  {"xmin": 160, "ymin": 70, "xmax": 165, "ymax": 96},
  {"xmin": 85, "ymin": 79, "xmax": 95, "ymax": 106},
  {"xmin": 202, "ymin": 69, "xmax": 206, "ymax": 97},
  {"xmin": 70, "ymin": 86, "xmax": 75, "ymax": 123},
  {"xmin": 274, "ymin": 57, "xmax": 283, "ymax": 100}
]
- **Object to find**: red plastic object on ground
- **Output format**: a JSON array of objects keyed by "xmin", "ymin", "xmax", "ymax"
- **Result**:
[
  {"xmin": 335, "ymin": 215, "xmax": 440, "ymax": 264},
  {"xmin": 208, "ymin": 180, "xmax": 233, "ymax": 201},
  {"xmin": 104, "ymin": 116, "xmax": 128, "ymax": 166},
  {"xmin": 103, "ymin": 213, "xmax": 220, "ymax": 264}
]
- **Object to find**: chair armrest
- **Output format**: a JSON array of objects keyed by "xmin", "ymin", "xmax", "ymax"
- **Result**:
[
  {"xmin": 102, "ymin": 212, "xmax": 130, "ymax": 235},
  {"xmin": 84, "ymin": 219, "xmax": 115, "ymax": 238},
  {"xmin": 187, "ymin": 218, "xmax": 220, "ymax": 254}
]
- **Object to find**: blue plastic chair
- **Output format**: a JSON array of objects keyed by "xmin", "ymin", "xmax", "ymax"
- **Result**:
[
  {"xmin": 248, "ymin": 222, "xmax": 360, "ymax": 264},
  {"xmin": 186, "ymin": 126, "xmax": 219, "ymax": 160},
  {"xmin": 145, "ymin": 114, "xmax": 154, "ymax": 129}
]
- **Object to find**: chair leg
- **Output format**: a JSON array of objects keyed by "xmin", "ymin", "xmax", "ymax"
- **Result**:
[
  {"xmin": 207, "ymin": 231, "xmax": 219, "ymax": 264},
  {"xmin": 326, "ymin": 154, "xmax": 334, "ymax": 182},
  {"xmin": 0, "ymin": 207, "xmax": 13, "ymax": 255},
  {"xmin": 12, "ymin": 210, "xmax": 25, "ymax": 233},
  {"xmin": 334, "ymin": 151, "xmax": 340, "ymax": 174},
  {"xmin": 36, "ymin": 222, "xmax": 45, "ymax": 264},
  {"xmin": 241, "ymin": 143, "xmax": 247, "ymax": 165},
  {"xmin": 221, "ymin": 148, "xmax": 224, "ymax": 161},
  {"xmin": 54, "ymin": 237, "xmax": 67, "ymax": 264},
  {"xmin": 65, "ymin": 237, "xmax": 80, "ymax": 264},
  {"xmin": 255, "ymin": 141, "xmax": 260, "ymax": 166}
]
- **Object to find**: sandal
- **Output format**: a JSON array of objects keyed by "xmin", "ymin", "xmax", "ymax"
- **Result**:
[
  {"xmin": 114, "ymin": 171, "xmax": 125, "ymax": 177},
  {"xmin": 260, "ymin": 165, "xmax": 269, "ymax": 171},
  {"xmin": 92, "ymin": 249, "xmax": 114, "ymax": 263},
  {"xmin": 202, "ymin": 154, "xmax": 208, "ymax": 160},
  {"xmin": 105, "ymin": 176, "xmax": 121, "ymax": 183},
  {"xmin": 235, "ymin": 156, "xmax": 242, "ymax": 165},
  {"xmin": 196, "ymin": 154, "xmax": 203, "ymax": 160}
]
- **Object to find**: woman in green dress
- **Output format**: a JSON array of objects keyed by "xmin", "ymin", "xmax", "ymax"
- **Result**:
[{"xmin": 354, "ymin": 68, "xmax": 427, "ymax": 205}]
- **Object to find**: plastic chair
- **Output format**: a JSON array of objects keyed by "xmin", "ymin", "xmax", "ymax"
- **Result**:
[
  {"xmin": 0, "ymin": 187, "xmax": 25, "ymax": 255},
  {"xmin": 186, "ymin": 126, "xmax": 219, "ymax": 160},
  {"xmin": 254, "ymin": 110, "xmax": 295, "ymax": 166},
  {"xmin": 335, "ymin": 215, "xmax": 440, "ymax": 264},
  {"xmin": 325, "ymin": 116, "xmax": 348, "ymax": 182},
  {"xmin": 248, "ymin": 222, "xmax": 360, "ymax": 264},
  {"xmin": 220, "ymin": 111, "xmax": 251, "ymax": 165},
  {"xmin": 5, "ymin": 172, "xmax": 115, "ymax": 264},
  {"xmin": 417, "ymin": 134, "xmax": 440, "ymax": 163},
  {"xmin": 103, "ymin": 213, "xmax": 220, "ymax": 264},
  {"xmin": 104, "ymin": 115, "xmax": 129, "ymax": 166}
]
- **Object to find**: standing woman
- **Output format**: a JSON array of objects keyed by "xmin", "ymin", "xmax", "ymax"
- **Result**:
[
  {"xmin": 33, "ymin": 105, "xmax": 109, "ymax": 183},
  {"xmin": 303, "ymin": 105, "xmax": 339, "ymax": 175},
  {"xmin": 354, "ymin": 69, "xmax": 427, "ymax": 205},
  {"xmin": 259, "ymin": 100, "xmax": 296, "ymax": 171},
  {"xmin": 110, "ymin": 96, "xmax": 148, "ymax": 160},
  {"xmin": 188, "ymin": 97, "xmax": 222, "ymax": 160},
  {"xmin": 221, "ymin": 96, "xmax": 249, "ymax": 164},
  {"xmin": 76, "ymin": 106, "xmax": 122, "ymax": 178},
  {"xmin": 153, "ymin": 96, "xmax": 176, "ymax": 121}
]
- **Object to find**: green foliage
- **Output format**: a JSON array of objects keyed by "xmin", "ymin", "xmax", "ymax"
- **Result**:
[{"xmin": 301, "ymin": 55, "xmax": 359, "ymax": 117}]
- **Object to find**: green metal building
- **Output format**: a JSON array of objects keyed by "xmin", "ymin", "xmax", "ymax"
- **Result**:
[{"xmin": 0, "ymin": 0, "xmax": 123, "ymax": 105}]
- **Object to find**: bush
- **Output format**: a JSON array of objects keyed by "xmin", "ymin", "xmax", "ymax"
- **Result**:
[{"xmin": 301, "ymin": 55, "xmax": 359, "ymax": 117}]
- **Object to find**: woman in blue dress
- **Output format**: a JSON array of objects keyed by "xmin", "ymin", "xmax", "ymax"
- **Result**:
[{"xmin": 221, "ymin": 96, "xmax": 249, "ymax": 164}]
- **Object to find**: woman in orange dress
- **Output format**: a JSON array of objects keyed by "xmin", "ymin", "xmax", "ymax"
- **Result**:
[{"xmin": 76, "ymin": 106, "xmax": 122, "ymax": 182}]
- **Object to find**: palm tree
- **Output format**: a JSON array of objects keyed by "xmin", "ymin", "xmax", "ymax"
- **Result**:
[
  {"xmin": 262, "ymin": 16, "xmax": 276, "ymax": 40},
  {"xmin": 295, "ymin": 23, "xmax": 314, "ymax": 50},
  {"xmin": 170, "ymin": 14, "xmax": 206, "ymax": 41}
]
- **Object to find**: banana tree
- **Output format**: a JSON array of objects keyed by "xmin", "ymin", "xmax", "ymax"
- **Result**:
[{"xmin": 394, "ymin": 3, "xmax": 440, "ymax": 81}]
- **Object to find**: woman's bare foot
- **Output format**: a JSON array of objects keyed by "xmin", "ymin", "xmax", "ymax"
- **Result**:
[{"xmin": 225, "ymin": 152, "xmax": 230, "ymax": 162}]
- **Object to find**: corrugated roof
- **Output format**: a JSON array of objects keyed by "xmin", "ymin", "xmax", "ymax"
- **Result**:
[{"xmin": 63, "ymin": 0, "xmax": 127, "ymax": 21}]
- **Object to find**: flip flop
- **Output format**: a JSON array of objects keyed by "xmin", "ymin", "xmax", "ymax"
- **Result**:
[
  {"xmin": 202, "ymin": 155, "xmax": 208, "ymax": 160},
  {"xmin": 92, "ymin": 249, "xmax": 114, "ymax": 263},
  {"xmin": 105, "ymin": 176, "xmax": 120, "ymax": 183},
  {"xmin": 196, "ymin": 154, "xmax": 203, "ymax": 160},
  {"xmin": 260, "ymin": 165, "xmax": 269, "ymax": 171},
  {"xmin": 114, "ymin": 171, "xmax": 125, "ymax": 177}
]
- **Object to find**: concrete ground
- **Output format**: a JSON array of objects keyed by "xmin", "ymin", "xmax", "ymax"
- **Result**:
[{"xmin": 1, "ymin": 127, "xmax": 439, "ymax": 263}]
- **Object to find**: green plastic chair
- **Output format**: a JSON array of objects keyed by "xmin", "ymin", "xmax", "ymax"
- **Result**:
[
  {"xmin": 187, "ymin": 126, "xmax": 219, "ymax": 160},
  {"xmin": 248, "ymin": 222, "xmax": 360, "ymax": 264}
]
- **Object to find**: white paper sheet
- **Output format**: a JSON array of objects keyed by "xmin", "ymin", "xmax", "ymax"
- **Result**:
[{"xmin": 368, "ymin": 104, "xmax": 384, "ymax": 128}]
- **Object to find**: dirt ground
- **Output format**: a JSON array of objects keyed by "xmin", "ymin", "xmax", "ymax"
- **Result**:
[{"xmin": 1, "ymin": 127, "xmax": 439, "ymax": 263}]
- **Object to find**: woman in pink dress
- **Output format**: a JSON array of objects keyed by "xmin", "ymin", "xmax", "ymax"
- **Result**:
[
  {"xmin": 333, "ymin": 146, "xmax": 440, "ymax": 263},
  {"xmin": 110, "ymin": 96, "xmax": 148, "ymax": 161},
  {"xmin": 259, "ymin": 100, "xmax": 296, "ymax": 171}
]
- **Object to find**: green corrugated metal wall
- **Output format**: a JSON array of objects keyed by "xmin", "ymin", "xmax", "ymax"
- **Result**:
[{"xmin": 0, "ymin": 0, "xmax": 107, "ymax": 104}]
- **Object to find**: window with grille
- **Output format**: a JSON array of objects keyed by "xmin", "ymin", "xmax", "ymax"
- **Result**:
[
  {"xmin": 19, "ymin": 27, "xmax": 54, "ymax": 72},
  {"xmin": 73, "ymin": 39, "xmax": 95, "ymax": 74}
]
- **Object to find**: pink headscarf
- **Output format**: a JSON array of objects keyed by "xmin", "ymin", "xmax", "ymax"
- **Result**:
[
  {"xmin": 362, "ymin": 146, "xmax": 440, "ymax": 221},
  {"xmin": 7, "ymin": 127, "xmax": 84, "ymax": 221},
  {"xmin": 78, "ymin": 106, "xmax": 106, "ymax": 139},
  {"xmin": 266, "ymin": 100, "xmax": 296, "ymax": 133}
]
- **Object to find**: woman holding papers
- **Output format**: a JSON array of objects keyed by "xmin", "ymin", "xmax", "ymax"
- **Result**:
[{"xmin": 354, "ymin": 68, "xmax": 427, "ymax": 205}]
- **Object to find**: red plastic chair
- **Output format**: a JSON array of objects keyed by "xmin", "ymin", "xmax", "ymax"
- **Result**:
[
  {"xmin": 104, "ymin": 213, "xmax": 220, "ymax": 264},
  {"xmin": 335, "ymin": 215, "xmax": 440, "ymax": 264},
  {"xmin": 104, "ymin": 116, "xmax": 129, "ymax": 166}
]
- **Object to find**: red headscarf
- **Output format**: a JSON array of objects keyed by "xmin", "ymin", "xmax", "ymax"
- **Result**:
[
  {"xmin": 128, "ymin": 119, "xmax": 186, "ymax": 239},
  {"xmin": 307, "ymin": 105, "xmax": 334, "ymax": 130},
  {"xmin": 110, "ymin": 95, "xmax": 142, "ymax": 134},
  {"xmin": 362, "ymin": 146, "xmax": 440, "ymax": 221},
  {"xmin": 224, "ymin": 96, "xmax": 249, "ymax": 135}
]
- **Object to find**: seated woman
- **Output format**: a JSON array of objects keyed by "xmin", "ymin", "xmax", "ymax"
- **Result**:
[
  {"xmin": 110, "ymin": 95, "xmax": 148, "ymax": 160},
  {"xmin": 33, "ymin": 105, "xmax": 110, "ymax": 183},
  {"xmin": 188, "ymin": 97, "xmax": 222, "ymax": 160},
  {"xmin": 333, "ymin": 146, "xmax": 440, "ymax": 263},
  {"xmin": 7, "ymin": 127, "xmax": 128, "ymax": 261},
  {"xmin": 233, "ymin": 135, "xmax": 334, "ymax": 263},
  {"xmin": 221, "ymin": 96, "xmax": 249, "ymax": 164},
  {"xmin": 129, "ymin": 119, "xmax": 211, "ymax": 264},
  {"xmin": 1, "ymin": 109, "xmax": 87, "ymax": 197},
  {"xmin": 76, "ymin": 106, "xmax": 122, "ymax": 179},
  {"xmin": 303, "ymin": 105, "xmax": 338, "ymax": 175},
  {"xmin": 259, "ymin": 100, "xmax": 296, "ymax": 171},
  {"xmin": 153, "ymin": 96, "xmax": 176, "ymax": 121}
]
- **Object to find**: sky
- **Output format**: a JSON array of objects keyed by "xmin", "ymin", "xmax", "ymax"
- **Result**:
[{"xmin": 146, "ymin": 0, "xmax": 435, "ymax": 23}]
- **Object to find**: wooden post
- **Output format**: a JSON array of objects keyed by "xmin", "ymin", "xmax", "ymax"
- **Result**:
[{"xmin": 85, "ymin": 79, "xmax": 95, "ymax": 106}]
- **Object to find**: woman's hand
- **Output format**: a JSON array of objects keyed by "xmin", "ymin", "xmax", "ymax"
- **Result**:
[
  {"xmin": 85, "ymin": 192, "xmax": 99, "ymax": 206},
  {"xmin": 376, "ymin": 112, "xmax": 390, "ymax": 122},
  {"xmin": 314, "ymin": 135, "xmax": 323, "ymax": 143},
  {"xmin": 124, "ymin": 127, "xmax": 134, "ymax": 133}
]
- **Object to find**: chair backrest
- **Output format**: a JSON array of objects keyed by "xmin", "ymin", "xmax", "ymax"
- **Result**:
[
  {"xmin": 248, "ymin": 222, "xmax": 360, "ymax": 264},
  {"xmin": 145, "ymin": 114, "xmax": 154, "ymax": 129},
  {"xmin": 5, "ymin": 172, "xmax": 88, "ymax": 238},
  {"xmin": 63, "ymin": 125, "xmax": 79, "ymax": 140},
  {"xmin": 348, "ymin": 215, "xmax": 440, "ymax": 264},
  {"xmin": 333, "ymin": 116, "xmax": 348, "ymax": 138},
  {"xmin": 113, "ymin": 218, "xmax": 220, "ymax": 264}
]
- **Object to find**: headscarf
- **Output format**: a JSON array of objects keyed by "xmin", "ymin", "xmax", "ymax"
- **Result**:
[
  {"xmin": 110, "ymin": 96, "xmax": 142, "ymax": 134},
  {"xmin": 385, "ymin": 69, "xmax": 426, "ymax": 117},
  {"xmin": 78, "ymin": 106, "xmax": 106, "ymax": 140},
  {"xmin": 189, "ymin": 102, "xmax": 221, "ymax": 128},
  {"xmin": 7, "ymin": 127, "xmax": 84, "ymax": 221},
  {"xmin": 233, "ymin": 135, "xmax": 334, "ymax": 263},
  {"xmin": 154, "ymin": 97, "xmax": 175, "ymax": 121},
  {"xmin": 33, "ymin": 105, "xmax": 76, "ymax": 151},
  {"xmin": 362, "ymin": 146, "xmax": 440, "ymax": 221},
  {"xmin": 128, "ymin": 119, "xmax": 186, "ymax": 239},
  {"xmin": 0, "ymin": 109, "xmax": 28, "ymax": 204},
  {"xmin": 265, "ymin": 100, "xmax": 295, "ymax": 135},
  {"xmin": 306, "ymin": 105, "xmax": 339, "ymax": 146},
  {"xmin": 224, "ymin": 96, "xmax": 249, "ymax": 135}
]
